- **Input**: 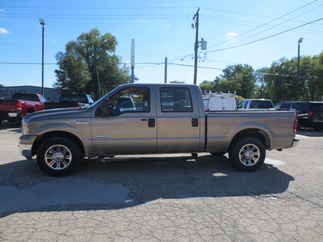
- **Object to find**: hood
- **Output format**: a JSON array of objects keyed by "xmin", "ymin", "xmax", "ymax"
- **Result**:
[{"xmin": 24, "ymin": 107, "xmax": 91, "ymax": 122}]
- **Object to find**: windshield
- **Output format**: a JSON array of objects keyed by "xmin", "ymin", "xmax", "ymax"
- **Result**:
[
  {"xmin": 87, "ymin": 86, "xmax": 120, "ymax": 109},
  {"xmin": 13, "ymin": 93, "xmax": 38, "ymax": 101},
  {"xmin": 249, "ymin": 100, "xmax": 273, "ymax": 109}
]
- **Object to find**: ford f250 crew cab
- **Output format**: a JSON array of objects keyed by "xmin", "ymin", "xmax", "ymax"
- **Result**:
[{"xmin": 20, "ymin": 83, "xmax": 298, "ymax": 176}]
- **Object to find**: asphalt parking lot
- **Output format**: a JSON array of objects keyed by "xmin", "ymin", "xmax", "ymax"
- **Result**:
[{"xmin": 0, "ymin": 127, "xmax": 323, "ymax": 242}]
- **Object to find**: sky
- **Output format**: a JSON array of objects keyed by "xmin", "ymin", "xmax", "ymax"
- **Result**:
[{"xmin": 0, "ymin": 0, "xmax": 322, "ymax": 88}]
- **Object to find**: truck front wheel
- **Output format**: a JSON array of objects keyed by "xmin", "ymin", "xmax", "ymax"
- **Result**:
[
  {"xmin": 229, "ymin": 137, "xmax": 266, "ymax": 171},
  {"xmin": 37, "ymin": 137, "xmax": 81, "ymax": 176}
]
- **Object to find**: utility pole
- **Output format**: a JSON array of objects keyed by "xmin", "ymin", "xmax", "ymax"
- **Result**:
[
  {"xmin": 131, "ymin": 39, "xmax": 135, "ymax": 83},
  {"xmin": 39, "ymin": 19, "xmax": 45, "ymax": 96},
  {"xmin": 164, "ymin": 57, "xmax": 168, "ymax": 83},
  {"xmin": 193, "ymin": 8, "xmax": 200, "ymax": 85}
]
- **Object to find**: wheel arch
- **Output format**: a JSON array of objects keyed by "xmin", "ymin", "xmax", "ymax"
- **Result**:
[
  {"xmin": 228, "ymin": 128, "xmax": 271, "ymax": 152},
  {"xmin": 32, "ymin": 131, "xmax": 85, "ymax": 158}
]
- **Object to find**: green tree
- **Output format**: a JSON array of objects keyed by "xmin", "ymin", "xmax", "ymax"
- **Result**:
[
  {"xmin": 260, "ymin": 52, "xmax": 323, "ymax": 103},
  {"xmin": 199, "ymin": 81, "xmax": 214, "ymax": 92},
  {"xmin": 55, "ymin": 29, "xmax": 131, "ymax": 98},
  {"xmin": 213, "ymin": 64, "xmax": 256, "ymax": 98}
]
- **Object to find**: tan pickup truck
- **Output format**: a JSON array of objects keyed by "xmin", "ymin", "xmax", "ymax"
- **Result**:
[{"xmin": 20, "ymin": 83, "xmax": 298, "ymax": 176}]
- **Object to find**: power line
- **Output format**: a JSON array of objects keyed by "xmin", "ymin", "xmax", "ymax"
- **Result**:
[
  {"xmin": 0, "ymin": 61, "xmax": 223, "ymax": 70},
  {"xmin": 0, "ymin": 6, "xmax": 272, "ymax": 18},
  {"xmin": 234, "ymin": 3, "xmax": 323, "ymax": 42},
  {"xmin": 206, "ymin": 16, "xmax": 323, "ymax": 53},
  {"xmin": 0, "ymin": 62, "xmax": 162, "ymax": 65},
  {"xmin": 168, "ymin": 63, "xmax": 222, "ymax": 70},
  {"xmin": 207, "ymin": 0, "xmax": 321, "ymax": 50},
  {"xmin": 0, "ymin": 62, "xmax": 57, "ymax": 65},
  {"xmin": 172, "ymin": 0, "xmax": 322, "ymax": 62}
]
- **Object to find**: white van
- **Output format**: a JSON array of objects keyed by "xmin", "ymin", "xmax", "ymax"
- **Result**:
[{"xmin": 202, "ymin": 93, "xmax": 237, "ymax": 111}]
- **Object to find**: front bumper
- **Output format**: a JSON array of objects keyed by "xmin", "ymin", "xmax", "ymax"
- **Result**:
[{"xmin": 19, "ymin": 135, "xmax": 38, "ymax": 160}]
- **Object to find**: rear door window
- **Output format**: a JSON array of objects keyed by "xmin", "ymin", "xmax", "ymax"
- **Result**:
[{"xmin": 160, "ymin": 87, "xmax": 193, "ymax": 112}]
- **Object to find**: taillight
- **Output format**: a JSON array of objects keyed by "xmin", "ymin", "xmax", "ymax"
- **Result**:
[
  {"xmin": 16, "ymin": 101, "xmax": 23, "ymax": 111},
  {"xmin": 308, "ymin": 112, "xmax": 315, "ymax": 117},
  {"xmin": 293, "ymin": 118, "xmax": 299, "ymax": 132}
]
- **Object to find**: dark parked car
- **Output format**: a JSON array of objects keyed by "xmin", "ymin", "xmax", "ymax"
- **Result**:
[
  {"xmin": 279, "ymin": 101, "xmax": 323, "ymax": 130},
  {"xmin": 45, "ymin": 94, "xmax": 94, "ymax": 110}
]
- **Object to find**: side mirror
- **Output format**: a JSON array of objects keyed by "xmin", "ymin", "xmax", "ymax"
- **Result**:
[{"xmin": 96, "ymin": 101, "xmax": 113, "ymax": 117}]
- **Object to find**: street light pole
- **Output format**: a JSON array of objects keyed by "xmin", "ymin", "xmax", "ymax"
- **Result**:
[
  {"xmin": 39, "ymin": 19, "xmax": 45, "ymax": 96},
  {"xmin": 164, "ymin": 57, "xmax": 168, "ymax": 83},
  {"xmin": 297, "ymin": 37, "xmax": 303, "ymax": 81},
  {"xmin": 297, "ymin": 37, "xmax": 304, "ymax": 99}
]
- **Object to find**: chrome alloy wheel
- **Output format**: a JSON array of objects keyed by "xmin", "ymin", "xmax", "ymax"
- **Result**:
[
  {"xmin": 238, "ymin": 143, "xmax": 261, "ymax": 167},
  {"xmin": 44, "ymin": 144, "xmax": 72, "ymax": 170}
]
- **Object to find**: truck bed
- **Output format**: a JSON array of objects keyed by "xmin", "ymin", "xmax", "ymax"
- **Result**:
[{"xmin": 205, "ymin": 110, "xmax": 296, "ymax": 152}]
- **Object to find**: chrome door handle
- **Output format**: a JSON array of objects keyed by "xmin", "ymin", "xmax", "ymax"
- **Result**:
[{"xmin": 192, "ymin": 118, "xmax": 198, "ymax": 127}]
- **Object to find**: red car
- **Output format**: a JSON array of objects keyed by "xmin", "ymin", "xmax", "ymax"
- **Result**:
[{"xmin": 0, "ymin": 93, "xmax": 46, "ymax": 124}]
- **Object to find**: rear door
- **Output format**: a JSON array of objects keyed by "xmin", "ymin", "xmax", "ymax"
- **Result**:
[{"xmin": 156, "ymin": 86, "xmax": 200, "ymax": 153}]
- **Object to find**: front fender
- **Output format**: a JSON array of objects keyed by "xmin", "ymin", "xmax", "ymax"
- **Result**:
[
  {"xmin": 31, "ymin": 122, "xmax": 89, "ymax": 156},
  {"xmin": 34, "ymin": 122, "xmax": 80, "ymax": 136}
]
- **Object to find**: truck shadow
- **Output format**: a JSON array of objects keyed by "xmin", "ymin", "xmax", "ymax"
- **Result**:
[
  {"xmin": 0, "ymin": 154, "xmax": 294, "ymax": 217},
  {"xmin": 297, "ymin": 130, "xmax": 323, "ymax": 137},
  {"xmin": 0, "ymin": 123, "xmax": 21, "ymax": 133}
]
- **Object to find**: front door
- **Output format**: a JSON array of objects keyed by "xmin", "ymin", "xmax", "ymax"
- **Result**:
[
  {"xmin": 156, "ymin": 86, "xmax": 200, "ymax": 153},
  {"xmin": 91, "ymin": 86, "xmax": 157, "ymax": 155}
]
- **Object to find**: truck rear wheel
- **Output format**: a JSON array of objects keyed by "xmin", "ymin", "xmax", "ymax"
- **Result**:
[
  {"xmin": 37, "ymin": 137, "xmax": 81, "ymax": 176},
  {"xmin": 229, "ymin": 137, "xmax": 266, "ymax": 171}
]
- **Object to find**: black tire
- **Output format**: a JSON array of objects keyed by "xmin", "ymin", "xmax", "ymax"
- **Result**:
[
  {"xmin": 229, "ymin": 137, "xmax": 266, "ymax": 171},
  {"xmin": 210, "ymin": 152, "xmax": 225, "ymax": 157},
  {"xmin": 37, "ymin": 137, "xmax": 82, "ymax": 176}
]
